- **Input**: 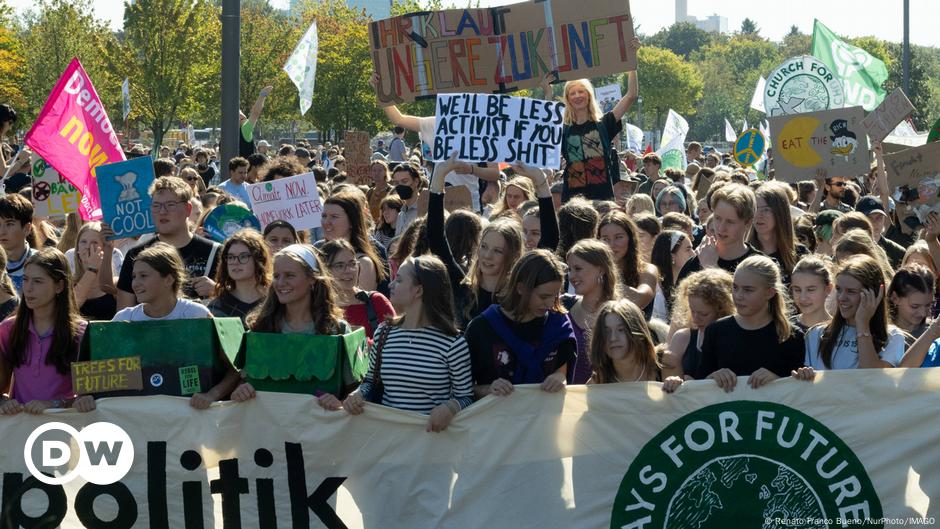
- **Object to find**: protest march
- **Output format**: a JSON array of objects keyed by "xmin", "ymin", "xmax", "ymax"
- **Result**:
[{"xmin": 1, "ymin": 0, "xmax": 940, "ymax": 526}]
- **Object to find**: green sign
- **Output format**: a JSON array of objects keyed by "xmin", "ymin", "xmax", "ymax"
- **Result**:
[
  {"xmin": 611, "ymin": 401, "xmax": 882, "ymax": 528},
  {"xmin": 178, "ymin": 365, "xmax": 202, "ymax": 395}
]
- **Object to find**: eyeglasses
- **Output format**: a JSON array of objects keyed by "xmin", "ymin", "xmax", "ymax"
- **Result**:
[
  {"xmin": 184, "ymin": 176, "xmax": 199, "ymax": 183},
  {"xmin": 226, "ymin": 252, "xmax": 252, "ymax": 264},
  {"xmin": 329, "ymin": 261, "xmax": 359, "ymax": 272},
  {"xmin": 828, "ymin": 181, "xmax": 846, "ymax": 188},
  {"xmin": 150, "ymin": 200, "xmax": 185, "ymax": 213}
]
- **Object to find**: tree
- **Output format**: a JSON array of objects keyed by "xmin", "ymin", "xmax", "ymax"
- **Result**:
[
  {"xmin": 646, "ymin": 22, "xmax": 715, "ymax": 59},
  {"xmin": 0, "ymin": 1, "xmax": 26, "ymax": 115},
  {"xmin": 635, "ymin": 46, "xmax": 703, "ymax": 135},
  {"xmin": 740, "ymin": 18, "xmax": 760, "ymax": 37},
  {"xmin": 104, "ymin": 0, "xmax": 220, "ymax": 151}
]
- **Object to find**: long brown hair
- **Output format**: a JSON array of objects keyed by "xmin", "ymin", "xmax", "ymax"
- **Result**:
[
  {"xmin": 136, "ymin": 243, "xmax": 188, "ymax": 296},
  {"xmin": 818, "ymin": 255, "xmax": 889, "ymax": 369},
  {"xmin": 462, "ymin": 218, "xmax": 524, "ymax": 319},
  {"xmin": 749, "ymin": 182, "xmax": 798, "ymax": 274},
  {"xmin": 557, "ymin": 197, "xmax": 599, "ymax": 258},
  {"xmin": 247, "ymin": 245, "xmax": 344, "ymax": 334},
  {"xmin": 499, "ymin": 249, "xmax": 565, "ymax": 320},
  {"xmin": 566, "ymin": 239, "xmax": 622, "ymax": 302},
  {"xmin": 324, "ymin": 190, "xmax": 386, "ymax": 282},
  {"xmin": 7, "ymin": 248, "xmax": 82, "ymax": 374},
  {"xmin": 214, "ymin": 229, "xmax": 272, "ymax": 296},
  {"xmin": 391, "ymin": 255, "xmax": 459, "ymax": 336},
  {"xmin": 598, "ymin": 210, "xmax": 642, "ymax": 288},
  {"xmin": 589, "ymin": 299, "xmax": 660, "ymax": 384}
]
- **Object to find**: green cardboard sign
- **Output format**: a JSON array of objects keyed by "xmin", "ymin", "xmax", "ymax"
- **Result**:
[
  {"xmin": 80, "ymin": 318, "xmax": 244, "ymax": 397},
  {"xmin": 241, "ymin": 327, "xmax": 368, "ymax": 396}
]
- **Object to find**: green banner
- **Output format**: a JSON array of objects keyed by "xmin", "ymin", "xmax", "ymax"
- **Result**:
[{"xmin": 811, "ymin": 19, "xmax": 887, "ymax": 111}]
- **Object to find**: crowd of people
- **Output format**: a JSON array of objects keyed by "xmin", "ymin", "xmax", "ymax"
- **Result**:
[{"xmin": 0, "ymin": 37, "xmax": 938, "ymax": 432}]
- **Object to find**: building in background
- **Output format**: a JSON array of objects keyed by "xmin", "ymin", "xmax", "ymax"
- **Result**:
[
  {"xmin": 675, "ymin": 0, "xmax": 728, "ymax": 34},
  {"xmin": 291, "ymin": 0, "xmax": 391, "ymax": 19}
]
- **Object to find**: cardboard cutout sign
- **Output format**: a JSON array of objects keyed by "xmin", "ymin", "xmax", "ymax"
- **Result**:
[
  {"xmin": 71, "ymin": 356, "xmax": 143, "ymax": 394},
  {"xmin": 369, "ymin": 0, "xmax": 636, "ymax": 106},
  {"xmin": 769, "ymin": 106, "xmax": 869, "ymax": 182},
  {"xmin": 415, "ymin": 186, "xmax": 474, "ymax": 216},
  {"xmin": 29, "ymin": 157, "xmax": 81, "ymax": 217},
  {"xmin": 344, "ymin": 131, "xmax": 372, "ymax": 185},
  {"xmin": 861, "ymin": 88, "xmax": 915, "ymax": 143},
  {"xmin": 884, "ymin": 141, "xmax": 940, "ymax": 221},
  {"xmin": 246, "ymin": 172, "xmax": 323, "ymax": 230},
  {"xmin": 432, "ymin": 93, "xmax": 564, "ymax": 168}
]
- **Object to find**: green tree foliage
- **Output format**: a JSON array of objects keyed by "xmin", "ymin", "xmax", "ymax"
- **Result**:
[
  {"xmin": 238, "ymin": 0, "xmax": 297, "ymax": 128},
  {"xmin": 0, "ymin": 1, "xmax": 26, "ymax": 115},
  {"xmin": 646, "ymin": 22, "xmax": 714, "ymax": 59},
  {"xmin": 740, "ymin": 18, "xmax": 760, "ymax": 37},
  {"xmin": 636, "ymin": 46, "xmax": 703, "ymax": 133}
]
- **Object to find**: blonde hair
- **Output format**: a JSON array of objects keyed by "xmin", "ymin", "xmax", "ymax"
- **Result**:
[
  {"xmin": 670, "ymin": 268, "xmax": 734, "ymax": 330},
  {"xmin": 462, "ymin": 218, "xmax": 524, "ymax": 319},
  {"xmin": 562, "ymin": 78, "xmax": 602, "ymax": 125},
  {"xmin": 566, "ymin": 239, "xmax": 622, "ymax": 302},
  {"xmin": 902, "ymin": 241, "xmax": 937, "ymax": 275},
  {"xmin": 72, "ymin": 222, "xmax": 105, "ymax": 280},
  {"xmin": 710, "ymin": 183, "xmax": 756, "ymax": 223},
  {"xmin": 735, "ymin": 255, "xmax": 793, "ymax": 343},
  {"xmin": 626, "ymin": 193, "xmax": 655, "ymax": 216},
  {"xmin": 791, "ymin": 255, "xmax": 833, "ymax": 286},
  {"xmin": 833, "ymin": 229, "xmax": 893, "ymax": 282},
  {"xmin": 491, "ymin": 176, "xmax": 535, "ymax": 218},
  {"xmin": 149, "ymin": 175, "xmax": 194, "ymax": 202},
  {"xmin": 589, "ymin": 299, "xmax": 660, "ymax": 384}
]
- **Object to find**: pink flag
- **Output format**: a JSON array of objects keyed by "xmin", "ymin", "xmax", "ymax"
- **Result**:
[{"xmin": 24, "ymin": 58, "xmax": 125, "ymax": 220}]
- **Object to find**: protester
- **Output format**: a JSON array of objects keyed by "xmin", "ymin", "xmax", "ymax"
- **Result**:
[
  {"xmin": 662, "ymin": 269, "xmax": 734, "ymax": 380},
  {"xmin": 587, "ymin": 299, "xmax": 662, "ymax": 385},
  {"xmin": 208, "ymin": 229, "xmax": 271, "ymax": 323},
  {"xmin": 320, "ymin": 190, "xmax": 387, "ymax": 292},
  {"xmin": 0, "ymin": 248, "xmax": 18, "ymax": 321},
  {"xmin": 0, "ymin": 194, "xmax": 37, "ymax": 294},
  {"xmin": 749, "ymin": 181, "xmax": 807, "ymax": 281},
  {"xmin": 649, "ymin": 230, "xmax": 695, "ymax": 321},
  {"xmin": 321, "ymin": 239, "xmax": 395, "ymax": 340},
  {"xmin": 218, "ymin": 157, "xmax": 252, "ymax": 205},
  {"xmin": 597, "ymin": 211, "xmax": 658, "ymax": 310},
  {"xmin": 262, "ymin": 220, "xmax": 303, "ymax": 254},
  {"xmin": 886, "ymin": 265, "xmax": 934, "ymax": 341},
  {"xmin": 72, "ymin": 222, "xmax": 118, "ymax": 321},
  {"xmin": 789, "ymin": 256, "xmax": 833, "ymax": 332}
]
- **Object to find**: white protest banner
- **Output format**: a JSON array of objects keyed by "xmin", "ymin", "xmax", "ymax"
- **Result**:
[
  {"xmin": 861, "ymin": 87, "xmax": 915, "ymax": 144},
  {"xmin": 2, "ymin": 370, "xmax": 938, "ymax": 527},
  {"xmin": 594, "ymin": 83, "xmax": 622, "ymax": 113},
  {"xmin": 432, "ymin": 93, "xmax": 564, "ymax": 169},
  {"xmin": 247, "ymin": 172, "xmax": 323, "ymax": 230},
  {"xmin": 29, "ymin": 156, "xmax": 80, "ymax": 217}
]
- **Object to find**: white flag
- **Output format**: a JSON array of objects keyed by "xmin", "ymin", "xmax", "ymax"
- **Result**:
[
  {"xmin": 186, "ymin": 124, "xmax": 195, "ymax": 145},
  {"xmin": 741, "ymin": 119, "xmax": 749, "ymax": 133},
  {"xmin": 283, "ymin": 20, "xmax": 319, "ymax": 115},
  {"xmin": 759, "ymin": 119, "xmax": 770, "ymax": 142},
  {"xmin": 659, "ymin": 109, "xmax": 689, "ymax": 150},
  {"xmin": 624, "ymin": 123, "xmax": 643, "ymax": 153},
  {"xmin": 724, "ymin": 118, "xmax": 737, "ymax": 142},
  {"xmin": 750, "ymin": 76, "xmax": 766, "ymax": 113},
  {"xmin": 121, "ymin": 78, "xmax": 131, "ymax": 121}
]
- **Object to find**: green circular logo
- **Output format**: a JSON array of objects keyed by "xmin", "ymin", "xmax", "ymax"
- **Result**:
[
  {"xmin": 265, "ymin": 183, "xmax": 273, "ymax": 192},
  {"xmin": 611, "ymin": 401, "xmax": 882, "ymax": 528}
]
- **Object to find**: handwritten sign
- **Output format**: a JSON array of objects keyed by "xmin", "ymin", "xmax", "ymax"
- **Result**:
[
  {"xmin": 344, "ymin": 130, "xmax": 372, "ymax": 185},
  {"xmin": 71, "ymin": 356, "xmax": 143, "ymax": 394},
  {"xmin": 370, "ymin": 0, "xmax": 636, "ymax": 106},
  {"xmin": 884, "ymin": 141, "xmax": 940, "ymax": 221},
  {"xmin": 29, "ymin": 157, "xmax": 80, "ymax": 217},
  {"xmin": 95, "ymin": 156, "xmax": 156, "ymax": 239},
  {"xmin": 769, "ymin": 106, "xmax": 869, "ymax": 182},
  {"xmin": 861, "ymin": 88, "xmax": 915, "ymax": 143},
  {"xmin": 246, "ymin": 172, "xmax": 323, "ymax": 230},
  {"xmin": 595, "ymin": 83, "xmax": 622, "ymax": 113},
  {"xmin": 432, "ymin": 93, "xmax": 563, "ymax": 168}
]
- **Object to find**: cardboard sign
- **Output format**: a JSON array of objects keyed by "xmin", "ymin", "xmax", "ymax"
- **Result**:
[
  {"xmin": 594, "ymin": 83, "xmax": 622, "ymax": 113},
  {"xmin": 95, "ymin": 156, "xmax": 156, "ymax": 239},
  {"xmin": 369, "ymin": 0, "xmax": 636, "ymax": 106},
  {"xmin": 343, "ymin": 131, "xmax": 372, "ymax": 185},
  {"xmin": 733, "ymin": 128, "xmax": 766, "ymax": 167},
  {"xmin": 432, "ymin": 93, "xmax": 564, "ymax": 168},
  {"xmin": 246, "ymin": 172, "xmax": 323, "ymax": 230},
  {"xmin": 202, "ymin": 204, "xmax": 261, "ymax": 242},
  {"xmin": 884, "ymin": 141, "xmax": 940, "ymax": 221},
  {"xmin": 71, "ymin": 356, "xmax": 143, "ymax": 394},
  {"xmin": 769, "ymin": 106, "xmax": 870, "ymax": 182},
  {"xmin": 861, "ymin": 88, "xmax": 915, "ymax": 143},
  {"xmin": 415, "ymin": 185, "xmax": 474, "ymax": 216},
  {"xmin": 763, "ymin": 56, "xmax": 845, "ymax": 117},
  {"xmin": 29, "ymin": 157, "xmax": 81, "ymax": 217}
]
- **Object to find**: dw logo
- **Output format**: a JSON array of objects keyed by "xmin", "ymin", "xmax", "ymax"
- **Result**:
[{"xmin": 23, "ymin": 422, "xmax": 134, "ymax": 485}]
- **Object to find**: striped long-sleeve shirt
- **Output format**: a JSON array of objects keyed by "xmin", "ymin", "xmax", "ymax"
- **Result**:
[{"xmin": 357, "ymin": 324, "xmax": 473, "ymax": 414}]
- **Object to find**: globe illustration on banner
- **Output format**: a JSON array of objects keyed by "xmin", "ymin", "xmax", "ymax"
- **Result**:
[
  {"xmin": 666, "ymin": 456, "xmax": 826, "ymax": 528},
  {"xmin": 763, "ymin": 56, "xmax": 845, "ymax": 116},
  {"xmin": 778, "ymin": 75, "xmax": 830, "ymax": 112}
]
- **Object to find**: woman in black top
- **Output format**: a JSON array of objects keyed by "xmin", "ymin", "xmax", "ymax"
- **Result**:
[
  {"xmin": 72, "ymin": 222, "xmax": 117, "ymax": 320},
  {"xmin": 662, "ymin": 268, "xmax": 734, "ymax": 379},
  {"xmin": 695, "ymin": 255, "xmax": 805, "ymax": 391},
  {"xmin": 207, "ymin": 229, "xmax": 270, "ymax": 324},
  {"xmin": 428, "ymin": 154, "xmax": 558, "ymax": 329}
]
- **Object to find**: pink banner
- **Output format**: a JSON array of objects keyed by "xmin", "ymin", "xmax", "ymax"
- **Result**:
[{"xmin": 24, "ymin": 58, "xmax": 125, "ymax": 220}]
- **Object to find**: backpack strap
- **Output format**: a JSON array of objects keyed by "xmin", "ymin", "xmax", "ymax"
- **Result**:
[{"xmin": 355, "ymin": 290, "xmax": 379, "ymax": 336}]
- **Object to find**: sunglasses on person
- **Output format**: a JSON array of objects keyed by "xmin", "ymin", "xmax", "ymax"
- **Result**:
[
  {"xmin": 184, "ymin": 176, "xmax": 199, "ymax": 183},
  {"xmin": 827, "ymin": 181, "xmax": 846, "ymax": 188}
]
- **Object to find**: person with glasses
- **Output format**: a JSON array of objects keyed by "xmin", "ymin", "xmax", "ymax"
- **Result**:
[
  {"xmin": 106, "ymin": 176, "xmax": 221, "ymax": 309},
  {"xmin": 320, "ymin": 239, "xmax": 395, "ymax": 340},
  {"xmin": 815, "ymin": 175, "xmax": 853, "ymax": 214},
  {"xmin": 179, "ymin": 167, "xmax": 207, "ymax": 198},
  {"xmin": 207, "ymin": 230, "xmax": 271, "ymax": 324}
]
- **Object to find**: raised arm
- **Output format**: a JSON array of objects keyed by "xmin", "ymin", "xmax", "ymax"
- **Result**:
[
  {"xmin": 872, "ymin": 142, "xmax": 890, "ymax": 209},
  {"xmin": 428, "ymin": 153, "xmax": 467, "ymax": 288},
  {"xmin": 370, "ymin": 72, "xmax": 421, "ymax": 132},
  {"xmin": 246, "ymin": 86, "xmax": 273, "ymax": 127},
  {"xmin": 900, "ymin": 318, "xmax": 940, "ymax": 367},
  {"xmin": 611, "ymin": 38, "xmax": 641, "ymax": 121}
]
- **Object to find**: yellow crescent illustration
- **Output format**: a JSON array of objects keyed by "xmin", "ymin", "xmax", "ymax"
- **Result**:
[{"xmin": 777, "ymin": 116, "xmax": 823, "ymax": 168}]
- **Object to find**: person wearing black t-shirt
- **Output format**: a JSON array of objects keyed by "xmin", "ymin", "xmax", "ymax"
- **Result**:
[
  {"xmin": 105, "ymin": 176, "xmax": 220, "ymax": 308},
  {"xmin": 695, "ymin": 255, "xmax": 805, "ymax": 391},
  {"xmin": 678, "ymin": 183, "xmax": 765, "ymax": 284}
]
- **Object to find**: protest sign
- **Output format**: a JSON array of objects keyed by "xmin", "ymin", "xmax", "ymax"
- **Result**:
[
  {"xmin": 884, "ymin": 141, "xmax": 940, "ymax": 221},
  {"xmin": 202, "ymin": 204, "xmax": 261, "ymax": 243},
  {"xmin": 71, "ymin": 356, "xmax": 143, "ymax": 394},
  {"xmin": 769, "ymin": 106, "xmax": 869, "ymax": 181},
  {"xmin": 1, "ymin": 370, "xmax": 937, "ymax": 527},
  {"xmin": 432, "ymin": 93, "xmax": 563, "ymax": 168},
  {"xmin": 95, "ymin": 157, "xmax": 156, "ymax": 240},
  {"xmin": 415, "ymin": 185, "xmax": 474, "ymax": 216},
  {"xmin": 247, "ymin": 172, "xmax": 323, "ymax": 230},
  {"xmin": 763, "ymin": 55, "xmax": 845, "ymax": 117},
  {"xmin": 861, "ymin": 88, "xmax": 915, "ymax": 143},
  {"xmin": 733, "ymin": 128, "xmax": 766, "ymax": 167},
  {"xmin": 594, "ymin": 83, "xmax": 622, "ymax": 113},
  {"xmin": 29, "ymin": 157, "xmax": 80, "ymax": 217},
  {"xmin": 24, "ymin": 58, "xmax": 125, "ymax": 220},
  {"xmin": 343, "ymin": 130, "xmax": 372, "ymax": 185},
  {"xmin": 369, "ymin": 0, "xmax": 636, "ymax": 105}
]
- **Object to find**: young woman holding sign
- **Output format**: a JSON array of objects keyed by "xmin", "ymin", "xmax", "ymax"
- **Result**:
[{"xmin": 547, "ymin": 36, "xmax": 640, "ymax": 204}]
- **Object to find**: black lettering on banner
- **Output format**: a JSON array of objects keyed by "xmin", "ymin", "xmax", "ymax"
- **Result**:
[
  {"xmin": 209, "ymin": 459, "xmax": 249, "ymax": 529},
  {"xmin": 181, "ymin": 449, "xmax": 206, "ymax": 529},
  {"xmin": 75, "ymin": 482, "xmax": 138, "ymax": 529},
  {"xmin": 254, "ymin": 449, "xmax": 277, "ymax": 529},
  {"xmin": 1, "ymin": 473, "xmax": 67, "ymax": 528},
  {"xmin": 147, "ymin": 441, "xmax": 169, "ymax": 529},
  {"xmin": 286, "ymin": 442, "xmax": 348, "ymax": 529}
]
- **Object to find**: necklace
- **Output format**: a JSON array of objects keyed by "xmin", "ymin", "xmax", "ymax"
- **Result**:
[{"xmin": 614, "ymin": 365, "xmax": 647, "ymax": 383}]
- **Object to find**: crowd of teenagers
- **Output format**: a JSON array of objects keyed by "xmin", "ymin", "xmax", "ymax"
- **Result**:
[{"xmin": 1, "ymin": 37, "xmax": 939, "ymax": 432}]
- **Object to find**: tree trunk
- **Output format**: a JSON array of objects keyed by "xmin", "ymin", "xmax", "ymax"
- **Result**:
[{"xmin": 152, "ymin": 121, "xmax": 164, "ymax": 159}]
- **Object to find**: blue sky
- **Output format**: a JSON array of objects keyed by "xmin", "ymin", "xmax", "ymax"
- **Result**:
[{"xmin": 8, "ymin": 0, "xmax": 940, "ymax": 48}]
